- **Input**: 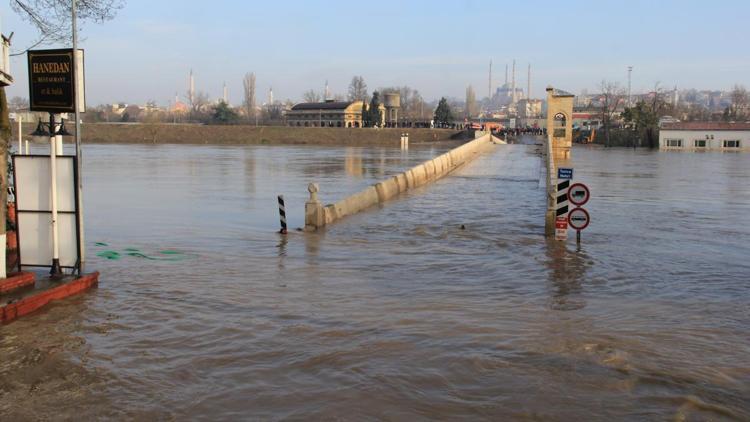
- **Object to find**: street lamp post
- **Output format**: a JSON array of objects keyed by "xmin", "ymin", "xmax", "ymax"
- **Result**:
[
  {"xmin": 30, "ymin": 115, "xmax": 72, "ymax": 277},
  {"xmin": 72, "ymin": 0, "xmax": 85, "ymax": 271}
]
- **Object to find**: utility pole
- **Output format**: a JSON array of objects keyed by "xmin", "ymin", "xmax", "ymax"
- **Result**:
[
  {"xmin": 627, "ymin": 66, "xmax": 633, "ymax": 107},
  {"xmin": 72, "ymin": 0, "xmax": 85, "ymax": 270}
]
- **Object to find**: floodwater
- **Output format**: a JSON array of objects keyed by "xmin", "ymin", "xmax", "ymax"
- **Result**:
[{"xmin": 1, "ymin": 141, "xmax": 749, "ymax": 420}]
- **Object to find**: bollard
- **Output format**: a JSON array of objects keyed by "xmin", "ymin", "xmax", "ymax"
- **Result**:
[
  {"xmin": 277, "ymin": 195, "xmax": 287, "ymax": 234},
  {"xmin": 25, "ymin": 140, "xmax": 29, "ymax": 155},
  {"xmin": 304, "ymin": 183, "xmax": 324, "ymax": 232}
]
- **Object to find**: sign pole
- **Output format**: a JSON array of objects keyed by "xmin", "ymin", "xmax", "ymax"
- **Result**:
[
  {"xmin": 49, "ymin": 112, "xmax": 62, "ymax": 277},
  {"xmin": 72, "ymin": 0, "xmax": 85, "ymax": 271}
]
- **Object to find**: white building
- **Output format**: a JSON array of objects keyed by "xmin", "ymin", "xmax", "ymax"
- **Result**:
[{"xmin": 659, "ymin": 122, "xmax": 750, "ymax": 151}]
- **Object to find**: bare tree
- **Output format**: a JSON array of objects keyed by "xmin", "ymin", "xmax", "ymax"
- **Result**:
[
  {"xmin": 727, "ymin": 84, "xmax": 748, "ymax": 121},
  {"xmin": 8, "ymin": 96, "xmax": 29, "ymax": 111},
  {"xmin": 186, "ymin": 90, "xmax": 209, "ymax": 121},
  {"xmin": 303, "ymin": 90, "xmax": 321, "ymax": 103},
  {"xmin": 10, "ymin": 0, "xmax": 124, "ymax": 54},
  {"xmin": 347, "ymin": 76, "xmax": 368, "ymax": 102},
  {"xmin": 407, "ymin": 90, "xmax": 427, "ymax": 120},
  {"xmin": 599, "ymin": 80, "xmax": 626, "ymax": 147},
  {"xmin": 242, "ymin": 72, "xmax": 256, "ymax": 124}
]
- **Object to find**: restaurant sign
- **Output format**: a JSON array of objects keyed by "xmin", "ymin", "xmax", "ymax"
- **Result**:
[{"xmin": 27, "ymin": 48, "xmax": 85, "ymax": 113}]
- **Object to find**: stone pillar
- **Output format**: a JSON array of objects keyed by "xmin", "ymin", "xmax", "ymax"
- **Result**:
[
  {"xmin": 304, "ymin": 183, "xmax": 324, "ymax": 232},
  {"xmin": 546, "ymin": 87, "xmax": 574, "ymax": 159}
]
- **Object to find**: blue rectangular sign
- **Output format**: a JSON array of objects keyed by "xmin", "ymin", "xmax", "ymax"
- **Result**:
[{"xmin": 557, "ymin": 168, "xmax": 574, "ymax": 180}]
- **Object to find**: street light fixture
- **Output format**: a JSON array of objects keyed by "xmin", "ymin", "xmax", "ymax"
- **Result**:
[{"xmin": 27, "ymin": 112, "xmax": 73, "ymax": 278}]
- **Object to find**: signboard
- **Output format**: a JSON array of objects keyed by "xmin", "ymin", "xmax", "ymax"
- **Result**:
[
  {"xmin": 555, "ymin": 216, "xmax": 568, "ymax": 240},
  {"xmin": 27, "ymin": 48, "xmax": 85, "ymax": 113},
  {"xmin": 509, "ymin": 118, "xmax": 516, "ymax": 129},
  {"xmin": 13, "ymin": 155, "xmax": 80, "ymax": 269},
  {"xmin": 557, "ymin": 167, "xmax": 573, "ymax": 180},
  {"xmin": 567, "ymin": 183, "xmax": 590, "ymax": 206},
  {"xmin": 568, "ymin": 207, "xmax": 590, "ymax": 231}
]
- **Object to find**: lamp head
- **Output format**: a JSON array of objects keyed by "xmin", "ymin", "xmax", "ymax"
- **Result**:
[
  {"xmin": 30, "ymin": 118, "xmax": 50, "ymax": 137},
  {"xmin": 56, "ymin": 119, "xmax": 73, "ymax": 137}
]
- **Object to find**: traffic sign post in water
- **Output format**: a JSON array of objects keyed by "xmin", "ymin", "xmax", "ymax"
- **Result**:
[
  {"xmin": 568, "ymin": 207, "xmax": 590, "ymax": 244},
  {"xmin": 557, "ymin": 168, "xmax": 574, "ymax": 180},
  {"xmin": 567, "ymin": 183, "xmax": 590, "ymax": 206}
]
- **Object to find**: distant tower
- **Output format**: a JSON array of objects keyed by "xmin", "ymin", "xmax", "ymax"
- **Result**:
[
  {"xmin": 189, "ymin": 69, "xmax": 195, "ymax": 104},
  {"xmin": 511, "ymin": 60, "xmax": 517, "ymax": 105},
  {"xmin": 505, "ymin": 64, "xmax": 508, "ymax": 86},
  {"xmin": 325, "ymin": 80, "xmax": 330, "ymax": 101},
  {"xmin": 268, "ymin": 87, "xmax": 274, "ymax": 105},
  {"xmin": 527, "ymin": 63, "xmax": 531, "ymax": 101},
  {"xmin": 488, "ymin": 59, "xmax": 492, "ymax": 100},
  {"xmin": 223, "ymin": 82, "xmax": 228, "ymax": 103}
]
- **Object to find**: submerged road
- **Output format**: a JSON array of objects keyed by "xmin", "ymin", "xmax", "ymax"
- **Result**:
[{"xmin": 1, "ymin": 143, "xmax": 749, "ymax": 420}]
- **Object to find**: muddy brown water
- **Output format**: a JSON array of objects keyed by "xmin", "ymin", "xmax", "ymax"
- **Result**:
[{"xmin": 1, "ymin": 142, "xmax": 749, "ymax": 420}]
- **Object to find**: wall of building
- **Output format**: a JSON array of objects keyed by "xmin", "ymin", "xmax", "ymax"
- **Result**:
[{"xmin": 659, "ymin": 130, "xmax": 750, "ymax": 151}]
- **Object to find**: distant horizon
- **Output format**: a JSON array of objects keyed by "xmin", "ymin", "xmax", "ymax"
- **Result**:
[{"xmin": 3, "ymin": 0, "xmax": 748, "ymax": 106}]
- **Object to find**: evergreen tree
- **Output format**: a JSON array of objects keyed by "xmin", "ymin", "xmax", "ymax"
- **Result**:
[
  {"xmin": 212, "ymin": 101, "xmax": 239, "ymax": 124},
  {"xmin": 434, "ymin": 97, "xmax": 453, "ymax": 126},
  {"xmin": 367, "ymin": 91, "xmax": 382, "ymax": 127}
]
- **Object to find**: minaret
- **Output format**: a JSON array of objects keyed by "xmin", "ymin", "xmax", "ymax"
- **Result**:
[
  {"xmin": 189, "ymin": 69, "xmax": 195, "ymax": 104},
  {"xmin": 325, "ymin": 80, "xmax": 330, "ymax": 100},
  {"xmin": 223, "ymin": 82, "xmax": 228, "ymax": 103},
  {"xmin": 511, "ymin": 60, "xmax": 516, "ymax": 105},
  {"xmin": 268, "ymin": 87, "xmax": 274, "ymax": 105},
  {"xmin": 488, "ymin": 59, "xmax": 492, "ymax": 100}
]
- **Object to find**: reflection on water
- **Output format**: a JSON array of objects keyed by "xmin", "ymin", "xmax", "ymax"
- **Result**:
[
  {"xmin": 545, "ymin": 239, "xmax": 591, "ymax": 311},
  {"xmin": 1, "ymin": 143, "xmax": 749, "ymax": 420}
]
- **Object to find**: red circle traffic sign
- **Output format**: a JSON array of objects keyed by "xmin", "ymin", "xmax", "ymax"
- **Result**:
[
  {"xmin": 568, "ymin": 207, "xmax": 590, "ymax": 231},
  {"xmin": 567, "ymin": 183, "xmax": 590, "ymax": 206}
]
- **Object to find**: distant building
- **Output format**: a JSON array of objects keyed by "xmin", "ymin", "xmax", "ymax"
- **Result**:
[
  {"xmin": 517, "ymin": 99, "xmax": 543, "ymax": 119},
  {"xmin": 572, "ymin": 111, "xmax": 602, "ymax": 130},
  {"xmin": 286, "ymin": 100, "xmax": 384, "ymax": 128},
  {"xmin": 659, "ymin": 122, "xmax": 750, "ymax": 151},
  {"xmin": 492, "ymin": 83, "xmax": 524, "ymax": 107}
]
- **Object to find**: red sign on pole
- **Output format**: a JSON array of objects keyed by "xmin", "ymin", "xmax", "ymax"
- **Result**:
[
  {"xmin": 567, "ymin": 183, "xmax": 590, "ymax": 206},
  {"xmin": 555, "ymin": 216, "xmax": 568, "ymax": 240},
  {"xmin": 568, "ymin": 207, "xmax": 590, "ymax": 231}
]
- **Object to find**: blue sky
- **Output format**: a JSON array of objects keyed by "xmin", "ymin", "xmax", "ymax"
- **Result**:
[{"xmin": 3, "ymin": 0, "xmax": 749, "ymax": 105}]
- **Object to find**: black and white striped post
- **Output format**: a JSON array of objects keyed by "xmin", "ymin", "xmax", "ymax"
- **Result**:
[
  {"xmin": 554, "ymin": 167, "xmax": 574, "ymax": 241},
  {"xmin": 277, "ymin": 195, "xmax": 287, "ymax": 234},
  {"xmin": 556, "ymin": 179, "xmax": 570, "ymax": 218}
]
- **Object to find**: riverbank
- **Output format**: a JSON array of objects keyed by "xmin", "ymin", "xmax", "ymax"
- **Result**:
[{"xmin": 12, "ymin": 123, "xmax": 468, "ymax": 146}]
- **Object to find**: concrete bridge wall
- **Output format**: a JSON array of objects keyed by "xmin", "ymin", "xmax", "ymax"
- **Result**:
[{"xmin": 306, "ymin": 133, "xmax": 501, "ymax": 231}]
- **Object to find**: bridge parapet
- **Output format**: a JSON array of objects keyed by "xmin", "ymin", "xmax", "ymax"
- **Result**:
[{"xmin": 305, "ymin": 133, "xmax": 502, "ymax": 231}]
